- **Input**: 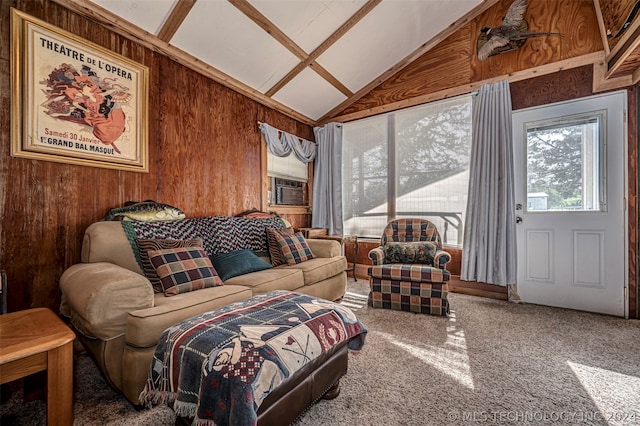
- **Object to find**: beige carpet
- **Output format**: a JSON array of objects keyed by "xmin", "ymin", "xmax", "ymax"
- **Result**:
[{"xmin": 2, "ymin": 279, "xmax": 639, "ymax": 425}]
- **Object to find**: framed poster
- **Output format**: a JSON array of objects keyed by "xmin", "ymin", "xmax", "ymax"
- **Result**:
[{"xmin": 10, "ymin": 9, "xmax": 149, "ymax": 172}]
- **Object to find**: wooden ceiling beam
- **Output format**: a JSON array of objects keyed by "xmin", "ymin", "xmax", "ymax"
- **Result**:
[
  {"xmin": 318, "ymin": 0, "xmax": 502, "ymax": 124},
  {"xmin": 156, "ymin": 0, "xmax": 197, "ymax": 42}
]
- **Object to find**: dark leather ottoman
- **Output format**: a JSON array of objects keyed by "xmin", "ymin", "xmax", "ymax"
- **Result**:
[
  {"xmin": 256, "ymin": 341, "xmax": 349, "ymax": 425},
  {"xmin": 177, "ymin": 342, "xmax": 349, "ymax": 425}
]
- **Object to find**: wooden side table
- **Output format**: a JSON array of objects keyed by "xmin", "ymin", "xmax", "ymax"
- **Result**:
[{"xmin": 0, "ymin": 307, "xmax": 76, "ymax": 425}]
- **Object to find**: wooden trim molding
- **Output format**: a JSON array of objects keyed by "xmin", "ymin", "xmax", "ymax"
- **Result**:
[
  {"xmin": 448, "ymin": 276, "xmax": 509, "ymax": 301},
  {"xmin": 352, "ymin": 266, "xmax": 509, "ymax": 301},
  {"xmin": 592, "ymin": 0, "xmax": 611, "ymax": 57},
  {"xmin": 329, "ymin": 51, "xmax": 606, "ymax": 123},
  {"xmin": 593, "ymin": 55, "xmax": 634, "ymax": 92}
]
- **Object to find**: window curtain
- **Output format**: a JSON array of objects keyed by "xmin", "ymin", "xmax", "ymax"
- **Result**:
[
  {"xmin": 259, "ymin": 122, "xmax": 316, "ymax": 163},
  {"xmin": 461, "ymin": 80, "xmax": 519, "ymax": 299},
  {"xmin": 312, "ymin": 122, "xmax": 343, "ymax": 236}
]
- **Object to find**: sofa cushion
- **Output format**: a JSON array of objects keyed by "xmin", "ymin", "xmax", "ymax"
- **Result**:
[
  {"xmin": 149, "ymin": 247, "xmax": 223, "ymax": 296},
  {"xmin": 280, "ymin": 256, "xmax": 347, "ymax": 286},
  {"xmin": 274, "ymin": 232, "xmax": 314, "ymax": 265},
  {"xmin": 224, "ymin": 268, "xmax": 304, "ymax": 294},
  {"xmin": 126, "ymin": 285, "xmax": 253, "ymax": 348},
  {"xmin": 368, "ymin": 264, "xmax": 450, "ymax": 283},
  {"xmin": 266, "ymin": 227, "xmax": 294, "ymax": 266},
  {"xmin": 136, "ymin": 237, "xmax": 204, "ymax": 293},
  {"xmin": 210, "ymin": 249, "xmax": 273, "ymax": 281}
]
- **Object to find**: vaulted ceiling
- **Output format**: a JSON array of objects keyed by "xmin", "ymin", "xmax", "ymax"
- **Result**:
[
  {"xmin": 51, "ymin": 0, "xmax": 640, "ymax": 126},
  {"xmin": 53, "ymin": 0, "xmax": 501, "ymax": 124}
]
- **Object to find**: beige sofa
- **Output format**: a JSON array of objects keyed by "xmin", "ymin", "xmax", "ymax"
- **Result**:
[{"xmin": 59, "ymin": 219, "xmax": 347, "ymax": 405}]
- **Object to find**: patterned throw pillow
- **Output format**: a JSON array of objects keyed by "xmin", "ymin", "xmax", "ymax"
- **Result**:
[
  {"xmin": 273, "ymin": 231, "xmax": 314, "ymax": 265},
  {"xmin": 266, "ymin": 227, "xmax": 295, "ymax": 266},
  {"xmin": 148, "ymin": 246, "xmax": 223, "ymax": 296},
  {"xmin": 136, "ymin": 238, "xmax": 204, "ymax": 293},
  {"xmin": 383, "ymin": 241, "xmax": 437, "ymax": 265}
]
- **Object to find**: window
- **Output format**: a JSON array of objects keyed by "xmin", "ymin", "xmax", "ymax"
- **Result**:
[
  {"xmin": 525, "ymin": 111, "xmax": 606, "ymax": 212},
  {"xmin": 267, "ymin": 150, "xmax": 308, "ymax": 182},
  {"xmin": 342, "ymin": 95, "xmax": 472, "ymax": 245}
]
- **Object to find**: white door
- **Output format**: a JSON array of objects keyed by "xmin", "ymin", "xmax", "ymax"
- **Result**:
[{"xmin": 512, "ymin": 91, "xmax": 627, "ymax": 317}]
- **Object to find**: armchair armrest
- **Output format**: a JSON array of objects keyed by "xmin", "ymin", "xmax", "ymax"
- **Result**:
[
  {"xmin": 306, "ymin": 238, "xmax": 341, "ymax": 258},
  {"xmin": 368, "ymin": 247, "xmax": 385, "ymax": 265},
  {"xmin": 434, "ymin": 249, "xmax": 451, "ymax": 270},
  {"xmin": 60, "ymin": 262, "xmax": 154, "ymax": 341}
]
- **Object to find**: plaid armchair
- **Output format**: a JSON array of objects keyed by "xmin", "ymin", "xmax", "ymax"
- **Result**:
[{"xmin": 368, "ymin": 219, "xmax": 452, "ymax": 316}]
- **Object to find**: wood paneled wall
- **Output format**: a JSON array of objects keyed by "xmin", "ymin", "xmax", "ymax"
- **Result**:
[
  {"xmin": 0, "ymin": 1, "xmax": 313, "ymax": 313},
  {"xmin": 336, "ymin": 0, "xmax": 602, "ymax": 117}
]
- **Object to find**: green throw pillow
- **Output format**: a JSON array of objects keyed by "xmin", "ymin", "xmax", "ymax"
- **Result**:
[
  {"xmin": 383, "ymin": 241, "xmax": 437, "ymax": 265},
  {"xmin": 209, "ymin": 249, "xmax": 272, "ymax": 281}
]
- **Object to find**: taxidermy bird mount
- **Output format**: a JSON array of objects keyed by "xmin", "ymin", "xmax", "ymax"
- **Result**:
[{"xmin": 477, "ymin": 0, "xmax": 561, "ymax": 61}]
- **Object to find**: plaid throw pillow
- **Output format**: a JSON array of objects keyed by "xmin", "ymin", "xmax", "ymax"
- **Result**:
[
  {"xmin": 266, "ymin": 227, "xmax": 295, "ymax": 266},
  {"xmin": 273, "ymin": 231, "xmax": 314, "ymax": 265},
  {"xmin": 136, "ymin": 238, "xmax": 204, "ymax": 293},
  {"xmin": 148, "ymin": 246, "xmax": 223, "ymax": 296}
]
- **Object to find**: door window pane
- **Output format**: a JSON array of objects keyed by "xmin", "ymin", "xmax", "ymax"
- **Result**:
[{"xmin": 525, "ymin": 111, "xmax": 605, "ymax": 212}]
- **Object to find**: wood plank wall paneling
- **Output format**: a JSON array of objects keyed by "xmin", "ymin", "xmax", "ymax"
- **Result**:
[
  {"xmin": 0, "ymin": 0, "xmax": 313, "ymax": 313},
  {"xmin": 510, "ymin": 65, "xmax": 595, "ymax": 109},
  {"xmin": 600, "ymin": 0, "xmax": 638, "ymax": 52},
  {"xmin": 340, "ymin": 29, "xmax": 472, "ymax": 115},
  {"xmin": 337, "ymin": 0, "xmax": 602, "ymax": 118}
]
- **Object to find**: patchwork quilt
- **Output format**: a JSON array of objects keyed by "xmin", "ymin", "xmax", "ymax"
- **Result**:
[{"xmin": 139, "ymin": 291, "xmax": 367, "ymax": 426}]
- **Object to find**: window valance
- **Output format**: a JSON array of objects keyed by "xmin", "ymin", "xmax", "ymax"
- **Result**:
[{"xmin": 259, "ymin": 122, "xmax": 316, "ymax": 163}]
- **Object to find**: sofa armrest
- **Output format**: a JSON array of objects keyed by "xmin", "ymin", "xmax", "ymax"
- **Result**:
[
  {"xmin": 368, "ymin": 247, "xmax": 385, "ymax": 265},
  {"xmin": 434, "ymin": 249, "xmax": 451, "ymax": 270},
  {"xmin": 305, "ymin": 239, "xmax": 341, "ymax": 258},
  {"xmin": 60, "ymin": 263, "xmax": 154, "ymax": 341}
]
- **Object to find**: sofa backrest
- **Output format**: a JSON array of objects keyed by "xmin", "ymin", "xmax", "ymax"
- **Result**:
[
  {"xmin": 82, "ymin": 221, "xmax": 143, "ymax": 274},
  {"xmin": 81, "ymin": 216, "xmax": 291, "ymax": 275}
]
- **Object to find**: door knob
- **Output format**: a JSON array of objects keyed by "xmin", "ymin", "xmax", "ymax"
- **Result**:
[{"xmin": 516, "ymin": 216, "xmax": 523, "ymax": 224}]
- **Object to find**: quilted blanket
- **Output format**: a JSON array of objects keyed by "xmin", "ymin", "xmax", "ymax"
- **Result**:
[
  {"xmin": 139, "ymin": 291, "xmax": 367, "ymax": 426},
  {"xmin": 121, "ymin": 215, "xmax": 286, "ymax": 268}
]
